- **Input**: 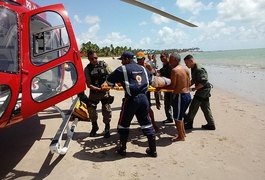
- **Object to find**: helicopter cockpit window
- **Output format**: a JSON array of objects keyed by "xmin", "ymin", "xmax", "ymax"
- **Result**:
[
  {"xmin": 0, "ymin": 85, "xmax": 11, "ymax": 119},
  {"xmin": 30, "ymin": 11, "xmax": 70, "ymax": 65},
  {"xmin": 0, "ymin": 7, "xmax": 19, "ymax": 74},
  {"xmin": 31, "ymin": 62, "xmax": 77, "ymax": 102}
]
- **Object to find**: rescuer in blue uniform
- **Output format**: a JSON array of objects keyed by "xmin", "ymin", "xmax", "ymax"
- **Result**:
[{"xmin": 105, "ymin": 51, "xmax": 157, "ymax": 157}]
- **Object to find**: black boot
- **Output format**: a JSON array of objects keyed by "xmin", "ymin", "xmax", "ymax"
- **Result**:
[
  {"xmin": 201, "ymin": 124, "xmax": 216, "ymax": 130},
  {"xmin": 116, "ymin": 134, "xmax": 128, "ymax": 157},
  {"xmin": 90, "ymin": 122, "xmax": 99, "ymax": 137},
  {"xmin": 162, "ymin": 119, "xmax": 173, "ymax": 124},
  {"xmin": 184, "ymin": 121, "xmax": 193, "ymax": 130},
  {"xmin": 104, "ymin": 123, "xmax": 110, "ymax": 138},
  {"xmin": 184, "ymin": 115, "xmax": 193, "ymax": 130},
  {"xmin": 146, "ymin": 135, "xmax": 157, "ymax": 157}
]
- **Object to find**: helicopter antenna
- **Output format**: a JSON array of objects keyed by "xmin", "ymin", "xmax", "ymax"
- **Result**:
[{"xmin": 120, "ymin": 0, "xmax": 198, "ymax": 27}]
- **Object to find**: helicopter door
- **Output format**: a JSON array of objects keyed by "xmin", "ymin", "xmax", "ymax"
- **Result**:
[
  {"xmin": 21, "ymin": 4, "xmax": 85, "ymax": 119},
  {"xmin": 0, "ymin": 7, "xmax": 20, "ymax": 127}
]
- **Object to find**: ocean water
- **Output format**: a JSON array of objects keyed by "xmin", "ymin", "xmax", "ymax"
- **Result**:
[
  {"xmin": 184, "ymin": 48, "xmax": 265, "ymax": 70},
  {"xmin": 155, "ymin": 48, "xmax": 265, "ymax": 105}
]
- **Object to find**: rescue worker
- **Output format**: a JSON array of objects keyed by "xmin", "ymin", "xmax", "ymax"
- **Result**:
[
  {"xmin": 104, "ymin": 51, "xmax": 157, "ymax": 157},
  {"xmin": 84, "ymin": 50, "xmax": 112, "ymax": 138},
  {"xmin": 183, "ymin": 54, "xmax": 216, "ymax": 130}
]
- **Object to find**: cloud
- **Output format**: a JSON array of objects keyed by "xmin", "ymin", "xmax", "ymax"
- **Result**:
[
  {"xmin": 189, "ymin": 17, "xmax": 265, "ymax": 50},
  {"xmin": 155, "ymin": 26, "xmax": 187, "ymax": 47},
  {"xmin": 76, "ymin": 25, "xmax": 133, "ymax": 49},
  {"xmin": 151, "ymin": 7, "xmax": 170, "ymax": 24},
  {"xmin": 99, "ymin": 32, "xmax": 133, "ymax": 47},
  {"xmin": 151, "ymin": 13, "xmax": 170, "ymax": 25},
  {"xmin": 139, "ymin": 21, "xmax": 147, "ymax": 26},
  {"xmin": 140, "ymin": 37, "xmax": 151, "ymax": 46},
  {"xmin": 217, "ymin": 0, "xmax": 265, "ymax": 26},
  {"xmin": 176, "ymin": 0, "xmax": 213, "ymax": 15},
  {"xmin": 84, "ymin": 15, "xmax": 100, "ymax": 25},
  {"xmin": 193, "ymin": 20, "xmax": 236, "ymax": 41},
  {"xmin": 202, "ymin": 0, "xmax": 265, "ymax": 49},
  {"xmin": 73, "ymin": 15, "xmax": 81, "ymax": 23},
  {"xmin": 76, "ymin": 24, "xmax": 100, "ymax": 48},
  {"xmin": 172, "ymin": 0, "xmax": 265, "ymax": 50}
]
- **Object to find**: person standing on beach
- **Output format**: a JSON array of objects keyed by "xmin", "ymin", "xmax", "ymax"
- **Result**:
[
  {"xmin": 105, "ymin": 51, "xmax": 157, "ymax": 157},
  {"xmin": 157, "ymin": 52, "xmax": 191, "ymax": 141},
  {"xmin": 146, "ymin": 54, "xmax": 161, "ymax": 110},
  {"xmin": 84, "ymin": 50, "xmax": 113, "ymax": 138},
  {"xmin": 183, "ymin": 54, "xmax": 216, "ymax": 130},
  {"xmin": 147, "ymin": 53, "xmax": 153, "ymax": 65},
  {"xmin": 136, "ymin": 51, "xmax": 159, "ymax": 132},
  {"xmin": 151, "ymin": 54, "xmax": 158, "ymax": 70},
  {"xmin": 159, "ymin": 52, "xmax": 174, "ymax": 124}
]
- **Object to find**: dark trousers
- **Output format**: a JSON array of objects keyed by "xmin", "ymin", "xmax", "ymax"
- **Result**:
[
  {"xmin": 185, "ymin": 96, "xmax": 215, "ymax": 126},
  {"xmin": 118, "ymin": 94, "xmax": 155, "ymax": 137},
  {"xmin": 164, "ymin": 92, "xmax": 173, "ymax": 121}
]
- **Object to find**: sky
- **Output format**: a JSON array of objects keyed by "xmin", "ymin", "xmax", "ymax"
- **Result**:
[{"xmin": 34, "ymin": 0, "xmax": 265, "ymax": 51}]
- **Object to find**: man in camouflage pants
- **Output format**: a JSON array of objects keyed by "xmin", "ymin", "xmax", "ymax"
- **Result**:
[{"xmin": 84, "ymin": 50, "xmax": 112, "ymax": 138}]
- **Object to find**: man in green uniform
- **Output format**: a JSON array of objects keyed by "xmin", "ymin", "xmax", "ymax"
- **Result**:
[
  {"xmin": 84, "ymin": 50, "xmax": 113, "ymax": 138},
  {"xmin": 183, "ymin": 55, "xmax": 216, "ymax": 130}
]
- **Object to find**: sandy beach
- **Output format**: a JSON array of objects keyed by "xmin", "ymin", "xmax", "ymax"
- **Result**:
[{"xmin": 0, "ymin": 57, "xmax": 265, "ymax": 180}]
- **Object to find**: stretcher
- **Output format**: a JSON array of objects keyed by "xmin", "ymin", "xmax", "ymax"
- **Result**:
[
  {"xmin": 112, "ymin": 86, "xmax": 173, "ymax": 92},
  {"xmin": 102, "ymin": 75, "xmax": 173, "ymax": 92}
]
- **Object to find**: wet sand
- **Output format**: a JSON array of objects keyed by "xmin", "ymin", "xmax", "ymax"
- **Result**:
[
  {"xmin": 0, "ymin": 57, "xmax": 265, "ymax": 180},
  {"xmin": 205, "ymin": 65, "xmax": 265, "ymax": 105}
]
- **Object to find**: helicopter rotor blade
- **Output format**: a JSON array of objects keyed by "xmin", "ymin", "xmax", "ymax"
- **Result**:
[{"xmin": 120, "ymin": 0, "xmax": 198, "ymax": 27}]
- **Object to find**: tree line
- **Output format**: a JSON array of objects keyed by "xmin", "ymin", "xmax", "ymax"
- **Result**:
[{"xmin": 80, "ymin": 41, "xmax": 200, "ymax": 57}]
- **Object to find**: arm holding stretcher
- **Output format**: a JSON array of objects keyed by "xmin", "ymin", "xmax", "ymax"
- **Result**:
[{"xmin": 101, "ymin": 76, "xmax": 173, "ymax": 92}]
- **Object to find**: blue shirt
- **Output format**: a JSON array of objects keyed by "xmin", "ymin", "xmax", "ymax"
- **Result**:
[{"xmin": 107, "ymin": 63, "xmax": 152, "ymax": 97}]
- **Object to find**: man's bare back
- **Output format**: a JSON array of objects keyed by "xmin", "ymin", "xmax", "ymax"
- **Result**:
[{"xmin": 171, "ymin": 65, "xmax": 190, "ymax": 94}]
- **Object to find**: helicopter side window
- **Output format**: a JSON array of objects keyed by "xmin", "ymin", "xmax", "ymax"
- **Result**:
[
  {"xmin": 0, "ymin": 85, "xmax": 11, "ymax": 119},
  {"xmin": 0, "ymin": 7, "xmax": 19, "ymax": 74},
  {"xmin": 31, "ymin": 62, "xmax": 77, "ymax": 102},
  {"xmin": 30, "ymin": 11, "xmax": 70, "ymax": 65}
]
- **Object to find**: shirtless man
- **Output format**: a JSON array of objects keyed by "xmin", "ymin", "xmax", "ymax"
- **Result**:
[{"xmin": 157, "ymin": 52, "xmax": 191, "ymax": 141}]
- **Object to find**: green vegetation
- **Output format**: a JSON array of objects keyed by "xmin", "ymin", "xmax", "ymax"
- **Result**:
[{"xmin": 80, "ymin": 41, "xmax": 200, "ymax": 57}]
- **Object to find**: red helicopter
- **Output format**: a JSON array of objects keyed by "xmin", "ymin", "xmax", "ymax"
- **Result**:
[
  {"xmin": 0, "ymin": 0, "xmax": 86, "ymax": 154},
  {"xmin": 0, "ymin": 0, "xmax": 197, "ymax": 155}
]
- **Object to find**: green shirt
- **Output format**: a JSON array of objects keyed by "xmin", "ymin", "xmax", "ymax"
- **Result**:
[
  {"xmin": 191, "ymin": 63, "xmax": 208, "ymax": 86},
  {"xmin": 191, "ymin": 63, "xmax": 211, "ymax": 98}
]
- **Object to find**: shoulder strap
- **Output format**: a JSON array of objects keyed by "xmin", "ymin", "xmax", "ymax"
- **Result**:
[
  {"xmin": 140, "ymin": 66, "xmax": 150, "ymax": 88},
  {"xmin": 122, "ymin": 65, "xmax": 131, "ymax": 96}
]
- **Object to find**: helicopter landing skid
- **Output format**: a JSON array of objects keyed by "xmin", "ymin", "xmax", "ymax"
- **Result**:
[{"xmin": 49, "ymin": 97, "xmax": 79, "ymax": 155}]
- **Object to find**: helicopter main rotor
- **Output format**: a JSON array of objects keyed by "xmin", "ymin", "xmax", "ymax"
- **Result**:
[{"xmin": 121, "ymin": 0, "xmax": 198, "ymax": 27}]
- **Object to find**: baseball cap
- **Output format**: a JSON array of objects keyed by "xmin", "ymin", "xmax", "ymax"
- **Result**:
[
  {"xmin": 136, "ymin": 51, "xmax": 145, "ymax": 60},
  {"xmin": 118, "ymin": 51, "xmax": 134, "ymax": 60}
]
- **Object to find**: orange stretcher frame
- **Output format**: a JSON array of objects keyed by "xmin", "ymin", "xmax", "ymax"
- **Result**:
[{"xmin": 102, "ymin": 86, "xmax": 173, "ymax": 92}]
